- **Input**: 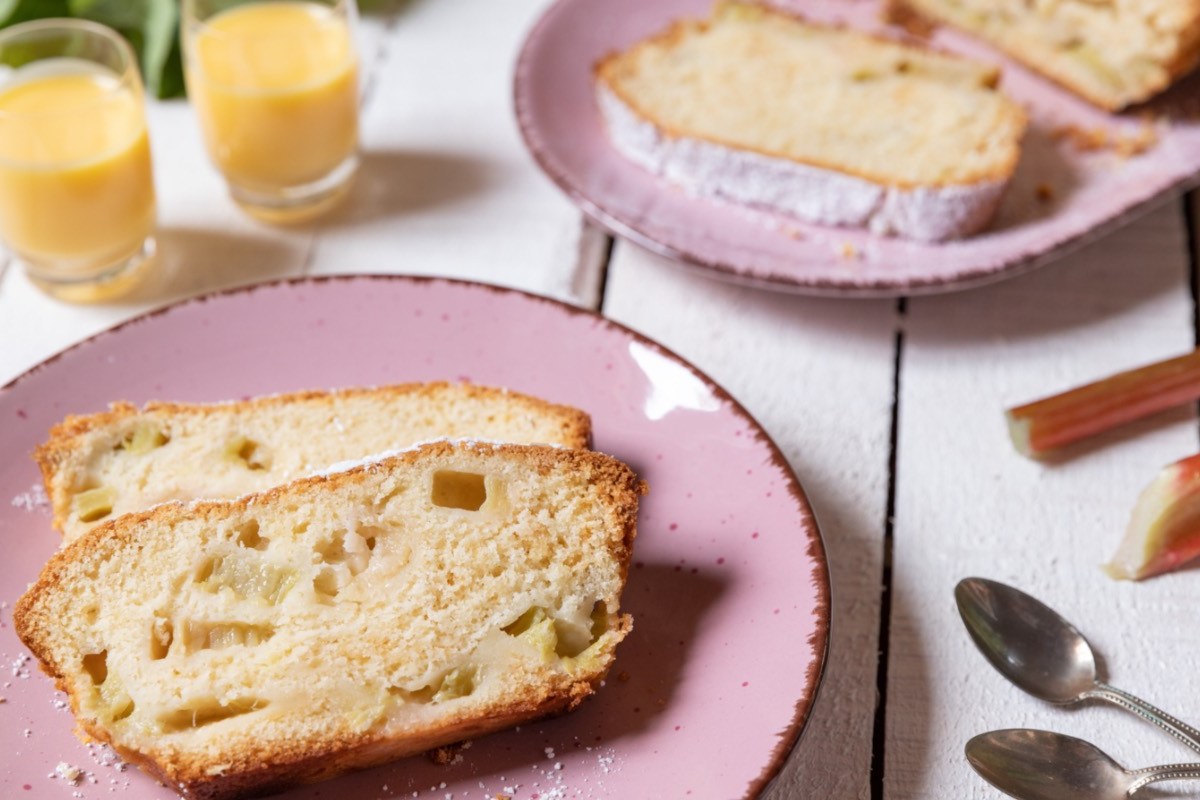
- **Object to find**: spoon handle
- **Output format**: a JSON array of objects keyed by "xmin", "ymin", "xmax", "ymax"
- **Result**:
[
  {"xmin": 1127, "ymin": 764, "xmax": 1200, "ymax": 794},
  {"xmin": 1085, "ymin": 682, "xmax": 1200, "ymax": 754}
]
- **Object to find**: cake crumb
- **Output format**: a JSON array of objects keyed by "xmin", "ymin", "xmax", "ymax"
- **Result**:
[
  {"xmin": 55, "ymin": 762, "xmax": 83, "ymax": 784},
  {"xmin": 1051, "ymin": 117, "xmax": 1159, "ymax": 157},
  {"xmin": 1052, "ymin": 124, "xmax": 1108, "ymax": 151},
  {"xmin": 1035, "ymin": 183, "xmax": 1055, "ymax": 203},
  {"xmin": 886, "ymin": 2, "xmax": 938, "ymax": 36},
  {"xmin": 1114, "ymin": 119, "xmax": 1159, "ymax": 157},
  {"xmin": 838, "ymin": 242, "xmax": 858, "ymax": 260},
  {"xmin": 428, "ymin": 741, "xmax": 468, "ymax": 766},
  {"xmin": 428, "ymin": 746, "xmax": 454, "ymax": 765}
]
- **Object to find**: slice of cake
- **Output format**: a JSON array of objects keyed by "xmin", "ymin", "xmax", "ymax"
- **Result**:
[
  {"xmin": 595, "ymin": 1, "xmax": 1028, "ymax": 241},
  {"xmin": 15, "ymin": 441, "xmax": 644, "ymax": 800},
  {"xmin": 35, "ymin": 382, "xmax": 591, "ymax": 542},
  {"xmin": 890, "ymin": 0, "xmax": 1200, "ymax": 111}
]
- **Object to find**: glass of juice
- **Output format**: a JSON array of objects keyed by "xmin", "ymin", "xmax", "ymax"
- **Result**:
[
  {"xmin": 182, "ymin": 0, "xmax": 360, "ymax": 223},
  {"xmin": 0, "ymin": 19, "xmax": 157, "ymax": 302}
]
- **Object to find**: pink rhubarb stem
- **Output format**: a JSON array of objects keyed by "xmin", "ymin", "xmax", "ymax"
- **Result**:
[{"xmin": 1007, "ymin": 349, "xmax": 1200, "ymax": 458}]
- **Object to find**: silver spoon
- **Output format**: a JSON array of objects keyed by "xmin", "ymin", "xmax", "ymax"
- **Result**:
[
  {"xmin": 956, "ymin": 577, "xmax": 1200, "ymax": 754},
  {"xmin": 967, "ymin": 729, "xmax": 1200, "ymax": 799}
]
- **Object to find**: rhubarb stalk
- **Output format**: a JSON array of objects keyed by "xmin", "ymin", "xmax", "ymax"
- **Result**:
[
  {"xmin": 1106, "ymin": 453, "xmax": 1200, "ymax": 580},
  {"xmin": 1006, "ymin": 349, "xmax": 1200, "ymax": 458}
]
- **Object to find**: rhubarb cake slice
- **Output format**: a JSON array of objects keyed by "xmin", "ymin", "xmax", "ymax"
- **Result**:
[
  {"xmin": 891, "ymin": 0, "xmax": 1200, "ymax": 110},
  {"xmin": 595, "ymin": 1, "xmax": 1027, "ymax": 241},
  {"xmin": 15, "ymin": 441, "xmax": 643, "ymax": 800}
]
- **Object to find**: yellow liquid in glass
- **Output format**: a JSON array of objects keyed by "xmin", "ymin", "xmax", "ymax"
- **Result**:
[
  {"xmin": 0, "ymin": 63, "xmax": 155, "ymax": 270},
  {"xmin": 189, "ymin": 2, "xmax": 359, "ymax": 190}
]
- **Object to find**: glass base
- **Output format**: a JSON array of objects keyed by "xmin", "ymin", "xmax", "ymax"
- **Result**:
[
  {"xmin": 25, "ymin": 236, "xmax": 157, "ymax": 303},
  {"xmin": 228, "ymin": 154, "xmax": 358, "ymax": 224}
]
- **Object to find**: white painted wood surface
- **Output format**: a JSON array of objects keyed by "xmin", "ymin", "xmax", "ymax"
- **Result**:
[
  {"xmin": 889, "ymin": 202, "xmax": 1200, "ymax": 798},
  {"xmin": 1, "ymin": 1, "xmax": 1198, "ymax": 798}
]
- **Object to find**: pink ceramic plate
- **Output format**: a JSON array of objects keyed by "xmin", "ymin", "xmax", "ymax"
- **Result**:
[
  {"xmin": 0, "ymin": 276, "xmax": 828, "ymax": 799},
  {"xmin": 515, "ymin": 0, "xmax": 1200, "ymax": 296}
]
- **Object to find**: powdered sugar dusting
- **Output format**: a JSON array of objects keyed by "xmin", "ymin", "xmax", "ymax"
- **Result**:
[
  {"xmin": 313, "ymin": 439, "xmax": 492, "ymax": 477},
  {"xmin": 312, "ymin": 438, "xmax": 566, "ymax": 478},
  {"xmin": 11, "ymin": 483, "xmax": 49, "ymax": 512},
  {"xmin": 392, "ymin": 742, "xmax": 623, "ymax": 799},
  {"xmin": 596, "ymin": 84, "xmax": 1007, "ymax": 242},
  {"xmin": 10, "ymin": 652, "xmax": 30, "ymax": 679}
]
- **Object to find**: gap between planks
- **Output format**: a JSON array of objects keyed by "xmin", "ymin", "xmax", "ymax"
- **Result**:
[
  {"xmin": 869, "ymin": 297, "xmax": 905, "ymax": 800},
  {"xmin": 1188, "ymin": 190, "xmax": 1200, "ymax": 446},
  {"xmin": 592, "ymin": 232, "xmax": 617, "ymax": 313}
]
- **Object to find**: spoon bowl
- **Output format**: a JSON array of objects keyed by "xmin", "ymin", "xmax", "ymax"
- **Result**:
[
  {"xmin": 956, "ymin": 578, "xmax": 1200, "ymax": 753},
  {"xmin": 966, "ymin": 729, "xmax": 1133, "ymax": 800},
  {"xmin": 967, "ymin": 729, "xmax": 1200, "ymax": 799},
  {"xmin": 955, "ymin": 578, "xmax": 1097, "ymax": 704}
]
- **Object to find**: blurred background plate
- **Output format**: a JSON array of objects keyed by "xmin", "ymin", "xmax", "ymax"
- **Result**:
[{"xmin": 515, "ymin": 0, "xmax": 1200, "ymax": 296}]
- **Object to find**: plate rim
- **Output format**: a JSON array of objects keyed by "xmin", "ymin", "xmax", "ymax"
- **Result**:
[
  {"xmin": 0, "ymin": 273, "xmax": 832, "ymax": 797},
  {"xmin": 512, "ymin": 0, "xmax": 1200, "ymax": 297}
]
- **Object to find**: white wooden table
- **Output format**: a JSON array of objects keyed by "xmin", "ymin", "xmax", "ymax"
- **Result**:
[{"xmin": 3, "ymin": 2, "xmax": 1199, "ymax": 797}]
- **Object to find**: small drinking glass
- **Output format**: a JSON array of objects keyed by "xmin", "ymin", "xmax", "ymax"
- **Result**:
[
  {"xmin": 0, "ymin": 19, "xmax": 157, "ymax": 302},
  {"xmin": 182, "ymin": 0, "xmax": 361, "ymax": 223}
]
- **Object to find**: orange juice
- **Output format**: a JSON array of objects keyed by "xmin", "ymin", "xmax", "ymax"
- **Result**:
[
  {"xmin": 188, "ymin": 2, "xmax": 359, "ymax": 192},
  {"xmin": 0, "ymin": 61, "xmax": 156, "ymax": 271}
]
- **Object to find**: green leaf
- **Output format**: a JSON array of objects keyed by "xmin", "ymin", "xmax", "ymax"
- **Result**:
[
  {"xmin": 0, "ymin": 0, "xmax": 71, "ymax": 27},
  {"xmin": 67, "ymin": 0, "xmax": 182, "ymax": 98},
  {"xmin": 0, "ymin": 0, "xmax": 394, "ymax": 101}
]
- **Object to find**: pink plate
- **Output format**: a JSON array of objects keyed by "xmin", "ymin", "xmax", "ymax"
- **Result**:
[
  {"xmin": 0, "ymin": 276, "xmax": 829, "ymax": 800},
  {"xmin": 515, "ymin": 0, "xmax": 1200, "ymax": 296}
]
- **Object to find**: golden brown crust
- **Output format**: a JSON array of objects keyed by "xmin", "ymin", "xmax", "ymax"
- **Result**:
[
  {"xmin": 16, "ymin": 441, "xmax": 644, "ymax": 800},
  {"xmin": 594, "ymin": 1, "xmax": 1024, "ymax": 189},
  {"xmin": 1167, "ymin": 8, "xmax": 1200, "ymax": 92}
]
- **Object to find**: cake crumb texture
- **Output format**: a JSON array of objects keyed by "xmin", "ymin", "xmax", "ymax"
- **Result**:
[
  {"xmin": 35, "ymin": 382, "xmax": 591, "ymax": 542},
  {"xmin": 595, "ymin": 1, "xmax": 1027, "ymax": 240},
  {"xmin": 890, "ymin": 0, "xmax": 1200, "ymax": 110},
  {"xmin": 15, "ymin": 441, "xmax": 644, "ymax": 800}
]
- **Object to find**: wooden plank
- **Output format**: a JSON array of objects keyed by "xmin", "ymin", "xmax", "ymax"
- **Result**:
[
  {"xmin": 887, "ymin": 201, "xmax": 1199, "ymax": 797},
  {"xmin": 308, "ymin": 0, "xmax": 606, "ymax": 306},
  {"xmin": 603, "ymin": 241, "xmax": 898, "ymax": 799}
]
